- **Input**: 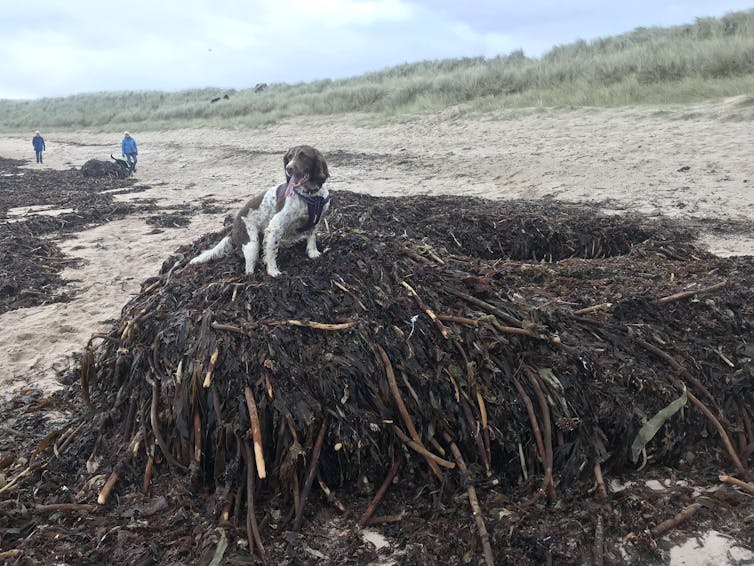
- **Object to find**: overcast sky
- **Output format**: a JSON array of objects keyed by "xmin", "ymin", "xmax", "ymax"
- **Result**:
[{"xmin": 2, "ymin": 0, "xmax": 751, "ymax": 100}]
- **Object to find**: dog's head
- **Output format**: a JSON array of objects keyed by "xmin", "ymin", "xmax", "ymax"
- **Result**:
[{"xmin": 283, "ymin": 145, "xmax": 329, "ymax": 190}]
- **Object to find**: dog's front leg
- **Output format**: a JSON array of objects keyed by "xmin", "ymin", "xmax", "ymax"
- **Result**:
[
  {"xmin": 241, "ymin": 230, "xmax": 261, "ymax": 275},
  {"xmin": 305, "ymin": 231, "xmax": 321, "ymax": 259},
  {"xmin": 263, "ymin": 214, "xmax": 285, "ymax": 277}
]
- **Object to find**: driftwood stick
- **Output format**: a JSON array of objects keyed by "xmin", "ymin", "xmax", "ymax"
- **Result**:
[
  {"xmin": 391, "ymin": 426, "xmax": 456, "ymax": 469},
  {"xmin": 283, "ymin": 319, "xmax": 358, "ymax": 330},
  {"xmin": 444, "ymin": 433, "xmax": 495, "ymax": 566},
  {"xmin": 242, "ymin": 441, "xmax": 266, "ymax": 562},
  {"xmin": 594, "ymin": 461, "xmax": 609, "ymax": 503},
  {"xmin": 317, "ymin": 471, "xmax": 346, "ymax": 512},
  {"xmin": 719, "ymin": 474, "xmax": 754, "ymax": 495},
  {"xmin": 493, "ymin": 321, "xmax": 561, "ymax": 344},
  {"xmin": 655, "ymin": 281, "xmax": 727, "ymax": 304},
  {"xmin": 359, "ymin": 456, "xmax": 402, "ymax": 527},
  {"xmin": 525, "ymin": 367, "xmax": 556, "ymax": 500},
  {"xmin": 293, "ymin": 418, "xmax": 328, "ymax": 533},
  {"xmin": 202, "ymin": 346, "xmax": 220, "ymax": 388},
  {"xmin": 437, "ymin": 314, "xmax": 478, "ymax": 327},
  {"xmin": 400, "ymin": 280, "xmax": 450, "ymax": 339},
  {"xmin": 332, "ymin": 279, "xmax": 367, "ymax": 311},
  {"xmin": 210, "ymin": 321, "xmax": 246, "ymax": 334},
  {"xmin": 97, "ymin": 461, "xmax": 125, "ymax": 505},
  {"xmin": 244, "ymin": 386, "xmax": 267, "ymax": 479},
  {"xmin": 573, "ymin": 302, "xmax": 613, "ymax": 315},
  {"xmin": 652, "ymin": 503, "xmax": 702, "ymax": 537},
  {"xmin": 377, "ymin": 345, "xmax": 444, "ymax": 480}
]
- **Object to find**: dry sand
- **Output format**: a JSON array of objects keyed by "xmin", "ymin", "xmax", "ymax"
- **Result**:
[{"xmin": 0, "ymin": 98, "xmax": 752, "ymax": 393}]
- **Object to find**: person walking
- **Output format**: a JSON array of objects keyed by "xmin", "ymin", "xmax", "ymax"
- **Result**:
[
  {"xmin": 121, "ymin": 131, "xmax": 138, "ymax": 173},
  {"xmin": 32, "ymin": 131, "xmax": 45, "ymax": 164}
]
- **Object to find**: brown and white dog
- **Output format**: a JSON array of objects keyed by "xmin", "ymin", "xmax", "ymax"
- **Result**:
[{"xmin": 189, "ymin": 145, "xmax": 330, "ymax": 277}]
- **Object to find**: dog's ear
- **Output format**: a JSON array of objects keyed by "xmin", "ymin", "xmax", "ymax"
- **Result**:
[
  {"xmin": 283, "ymin": 147, "xmax": 294, "ymax": 181},
  {"xmin": 312, "ymin": 150, "xmax": 329, "ymax": 186}
]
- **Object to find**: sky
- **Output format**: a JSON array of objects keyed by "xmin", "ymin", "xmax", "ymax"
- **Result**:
[{"xmin": 2, "ymin": 0, "xmax": 752, "ymax": 100}]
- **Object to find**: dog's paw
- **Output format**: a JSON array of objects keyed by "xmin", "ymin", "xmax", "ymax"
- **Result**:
[
  {"xmin": 267, "ymin": 266, "xmax": 282, "ymax": 277},
  {"xmin": 307, "ymin": 249, "xmax": 322, "ymax": 260}
]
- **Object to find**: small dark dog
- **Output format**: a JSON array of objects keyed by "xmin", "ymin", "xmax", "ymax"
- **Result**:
[{"xmin": 111, "ymin": 154, "xmax": 134, "ymax": 175}]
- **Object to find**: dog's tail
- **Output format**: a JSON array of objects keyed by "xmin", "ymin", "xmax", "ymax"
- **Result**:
[{"xmin": 189, "ymin": 236, "xmax": 233, "ymax": 265}]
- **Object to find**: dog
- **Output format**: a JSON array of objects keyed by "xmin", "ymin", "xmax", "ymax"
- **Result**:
[
  {"xmin": 111, "ymin": 154, "xmax": 134, "ymax": 175},
  {"xmin": 189, "ymin": 145, "xmax": 330, "ymax": 277}
]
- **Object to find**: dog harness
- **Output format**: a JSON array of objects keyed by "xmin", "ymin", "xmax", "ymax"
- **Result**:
[
  {"xmin": 275, "ymin": 183, "xmax": 331, "ymax": 232},
  {"xmin": 294, "ymin": 188, "xmax": 330, "ymax": 232}
]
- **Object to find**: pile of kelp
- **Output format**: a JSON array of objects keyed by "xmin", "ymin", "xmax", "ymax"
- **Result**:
[
  {"xmin": 19, "ymin": 191, "xmax": 754, "ymax": 563},
  {"xmin": 81, "ymin": 158, "xmax": 131, "ymax": 178}
]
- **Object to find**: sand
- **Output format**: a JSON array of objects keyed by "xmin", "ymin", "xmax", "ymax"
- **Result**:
[{"xmin": 0, "ymin": 97, "xmax": 752, "ymax": 392}]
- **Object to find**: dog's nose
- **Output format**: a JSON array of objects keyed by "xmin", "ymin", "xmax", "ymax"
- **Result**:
[{"xmin": 285, "ymin": 164, "xmax": 294, "ymax": 175}]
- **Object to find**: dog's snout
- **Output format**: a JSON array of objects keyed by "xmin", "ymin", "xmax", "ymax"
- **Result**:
[{"xmin": 285, "ymin": 164, "xmax": 294, "ymax": 175}]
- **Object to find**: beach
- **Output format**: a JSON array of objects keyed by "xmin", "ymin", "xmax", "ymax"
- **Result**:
[{"xmin": 1, "ymin": 98, "xmax": 753, "ymax": 392}]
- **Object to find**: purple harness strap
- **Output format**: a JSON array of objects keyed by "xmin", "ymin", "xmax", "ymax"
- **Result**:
[
  {"xmin": 276, "ymin": 183, "xmax": 330, "ymax": 232},
  {"xmin": 294, "ymin": 188, "xmax": 331, "ymax": 232}
]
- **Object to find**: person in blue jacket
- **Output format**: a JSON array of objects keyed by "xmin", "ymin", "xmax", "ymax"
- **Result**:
[
  {"xmin": 32, "ymin": 131, "xmax": 45, "ymax": 164},
  {"xmin": 121, "ymin": 131, "xmax": 138, "ymax": 172}
]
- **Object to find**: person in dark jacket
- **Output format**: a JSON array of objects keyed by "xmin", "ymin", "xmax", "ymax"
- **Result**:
[
  {"xmin": 32, "ymin": 131, "xmax": 45, "ymax": 164},
  {"xmin": 121, "ymin": 131, "xmax": 138, "ymax": 172}
]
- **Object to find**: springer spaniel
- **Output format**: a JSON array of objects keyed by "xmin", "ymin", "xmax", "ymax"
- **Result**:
[{"xmin": 189, "ymin": 145, "xmax": 330, "ymax": 277}]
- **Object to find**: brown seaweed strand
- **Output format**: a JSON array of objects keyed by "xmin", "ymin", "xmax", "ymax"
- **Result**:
[
  {"xmin": 241, "ymin": 441, "xmax": 266, "ymax": 562},
  {"xmin": 510, "ymin": 375, "xmax": 546, "ymax": 468},
  {"xmin": 441, "ymin": 285, "xmax": 522, "ymax": 326},
  {"xmin": 377, "ymin": 345, "xmax": 444, "ymax": 480},
  {"xmin": 145, "ymin": 376, "xmax": 188, "ymax": 471},
  {"xmin": 293, "ymin": 418, "xmax": 328, "ymax": 533},
  {"xmin": 443, "ymin": 432, "xmax": 495, "ymax": 566},
  {"xmin": 391, "ymin": 425, "xmax": 455, "ymax": 469},
  {"xmin": 524, "ymin": 366, "xmax": 557, "ymax": 500},
  {"xmin": 359, "ymin": 455, "xmax": 402, "ymax": 526}
]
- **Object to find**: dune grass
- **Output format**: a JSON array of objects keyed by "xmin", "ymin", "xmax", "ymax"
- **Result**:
[{"xmin": 1, "ymin": 9, "xmax": 753, "ymax": 133}]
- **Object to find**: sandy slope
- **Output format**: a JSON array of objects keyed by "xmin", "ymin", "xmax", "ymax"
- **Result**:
[{"xmin": 0, "ymin": 98, "xmax": 753, "ymax": 391}]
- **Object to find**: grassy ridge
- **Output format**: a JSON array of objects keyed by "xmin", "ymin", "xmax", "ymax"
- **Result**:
[{"xmin": 1, "ymin": 9, "xmax": 753, "ymax": 132}]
